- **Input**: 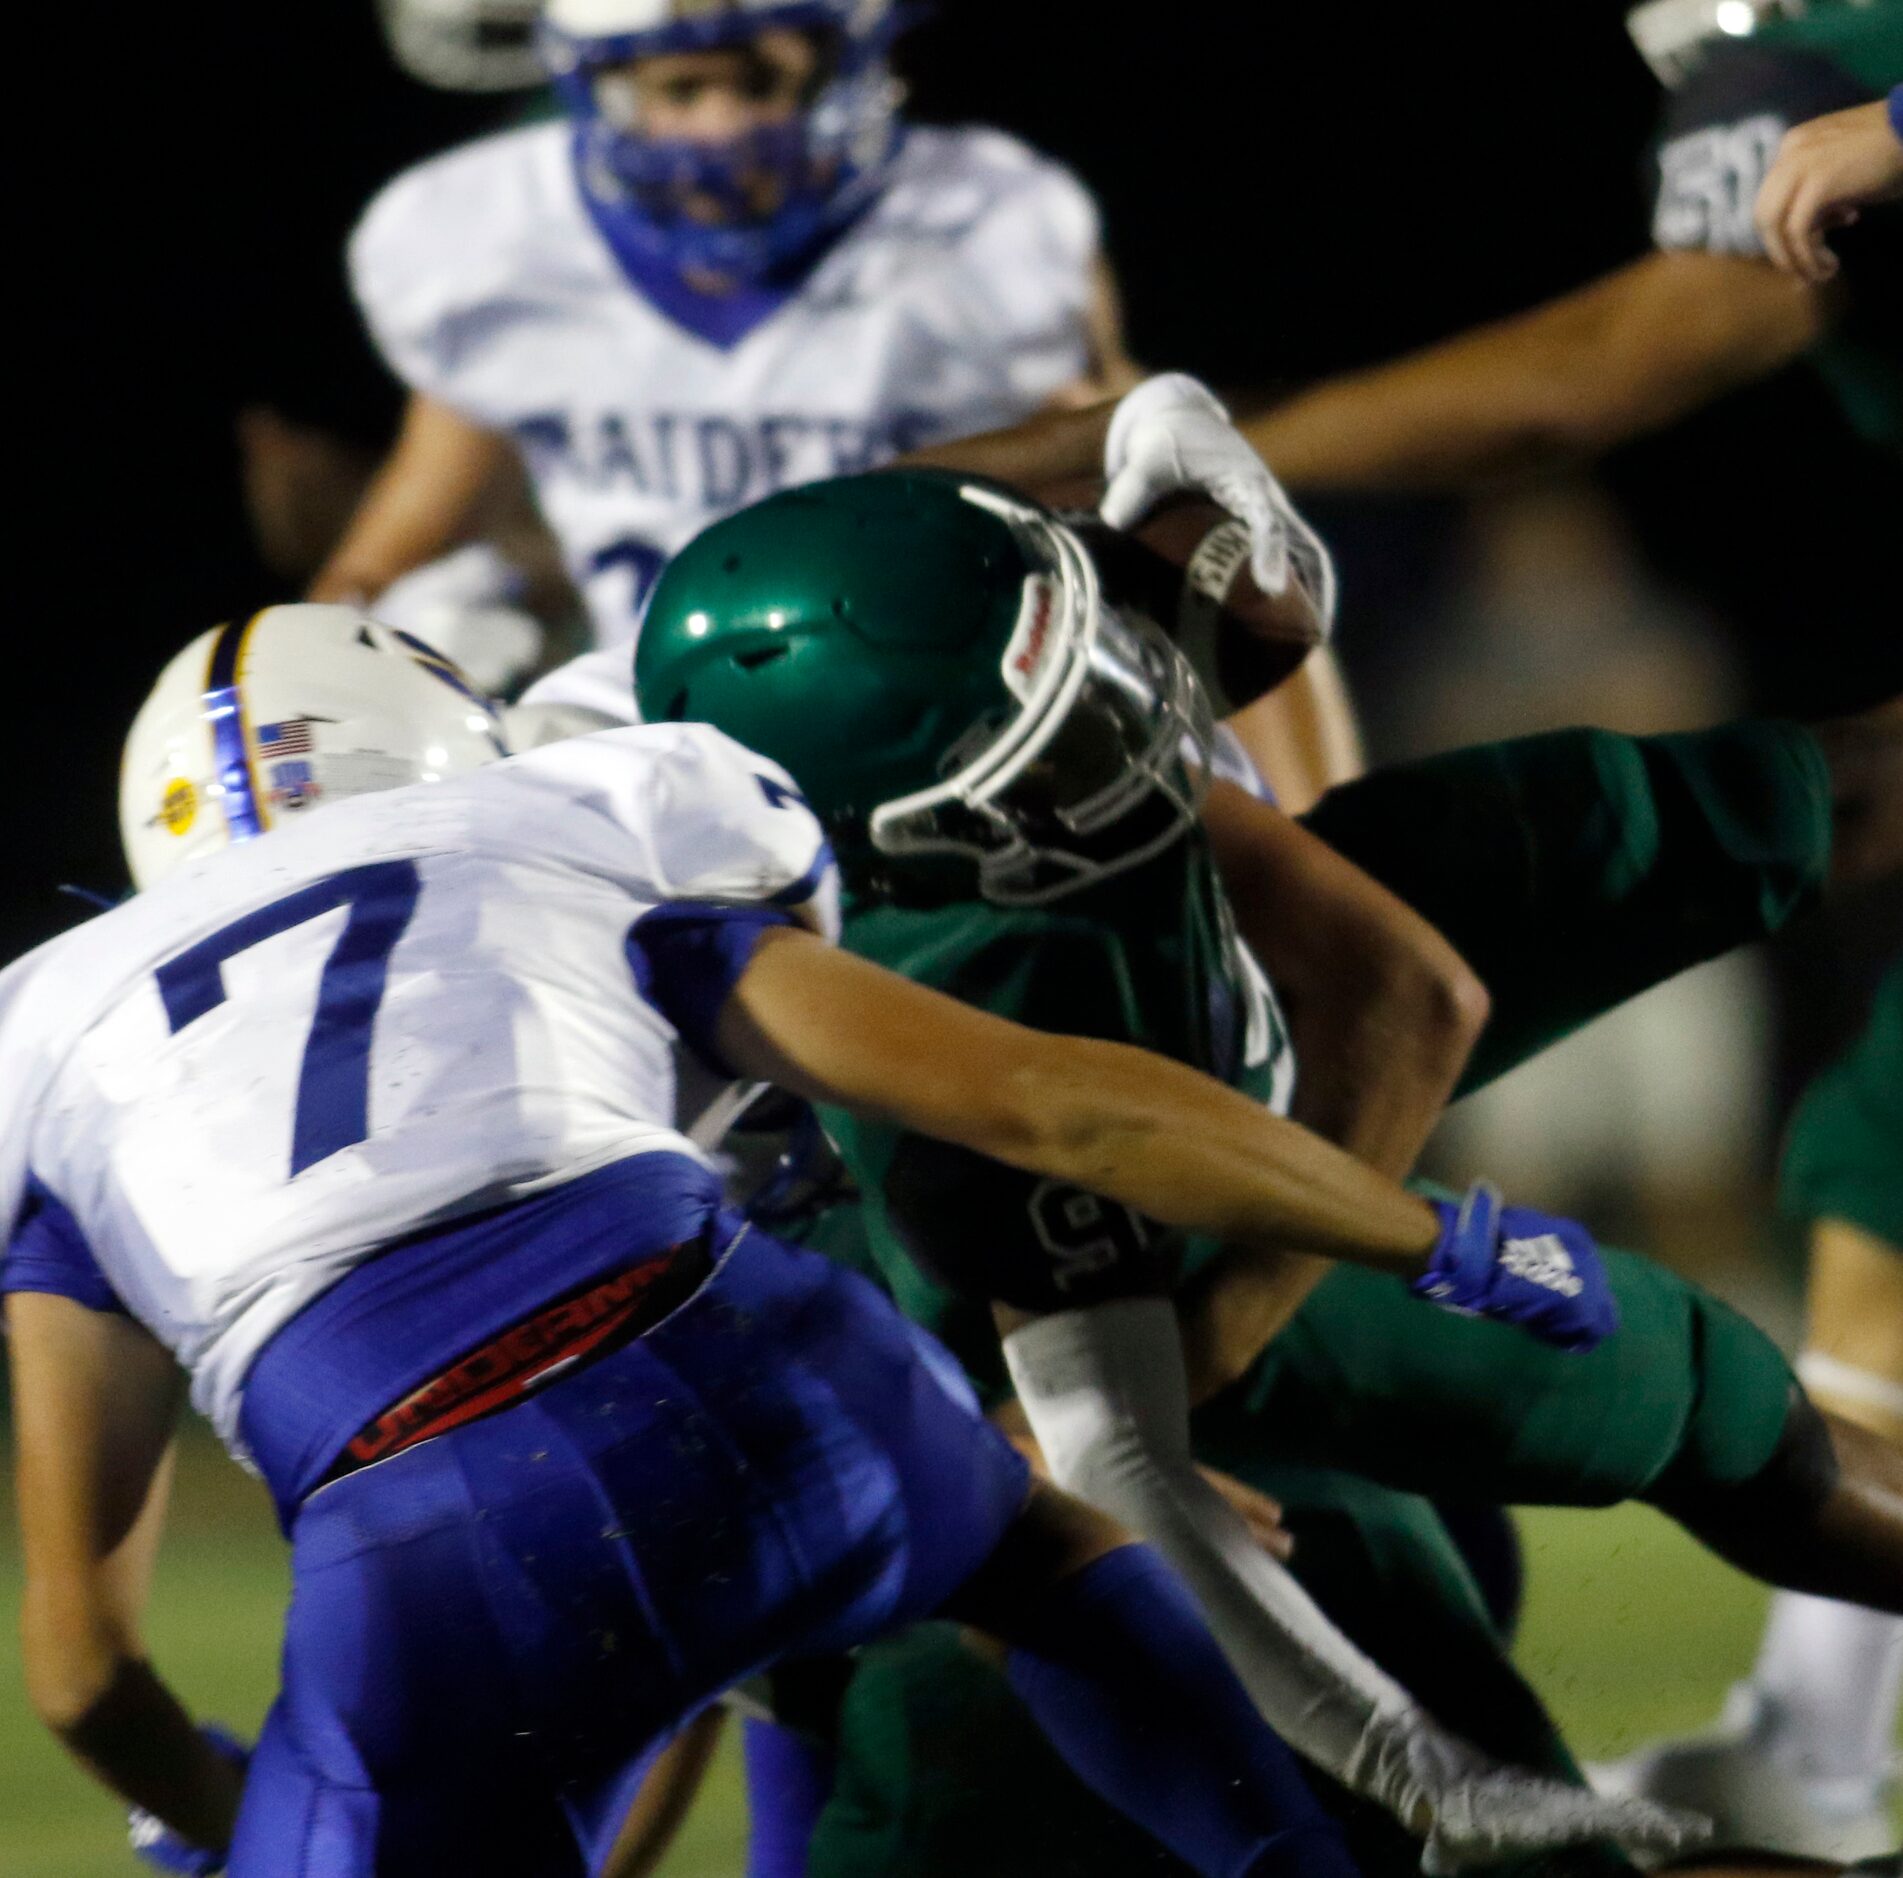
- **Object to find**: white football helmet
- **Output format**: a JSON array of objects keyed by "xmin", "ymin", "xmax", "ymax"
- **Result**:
[
  {"xmin": 1624, "ymin": 0, "xmax": 1839, "ymax": 88},
  {"xmin": 377, "ymin": 0, "xmax": 546, "ymax": 93},
  {"xmin": 120, "ymin": 604, "xmax": 510, "ymax": 890}
]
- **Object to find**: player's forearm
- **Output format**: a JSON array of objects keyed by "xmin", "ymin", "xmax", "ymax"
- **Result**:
[
  {"xmin": 1207, "ymin": 781, "xmax": 1485, "ymax": 1175},
  {"xmin": 24, "ymin": 1622, "xmax": 241, "ymax": 1850},
  {"xmin": 1286, "ymin": 950, "xmax": 1483, "ymax": 1178},
  {"xmin": 726, "ymin": 931, "xmax": 1439, "ymax": 1271},
  {"xmin": 308, "ymin": 397, "xmax": 518, "ymax": 604},
  {"xmin": 999, "ymin": 1036, "xmax": 1439, "ymax": 1271},
  {"xmin": 1170, "ymin": 980, "xmax": 1469, "ymax": 1389},
  {"xmin": 1244, "ymin": 252, "xmax": 1826, "ymax": 495},
  {"xmin": 895, "ymin": 398, "xmax": 1117, "ymax": 494}
]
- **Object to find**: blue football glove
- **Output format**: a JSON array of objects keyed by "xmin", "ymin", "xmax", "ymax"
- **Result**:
[
  {"xmin": 1415, "ymin": 1184, "xmax": 1619, "ymax": 1352},
  {"xmin": 127, "ymin": 1724, "xmax": 249, "ymax": 1876}
]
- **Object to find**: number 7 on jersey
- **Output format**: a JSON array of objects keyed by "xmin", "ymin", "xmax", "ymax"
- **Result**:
[{"xmin": 155, "ymin": 859, "xmax": 421, "ymax": 1176}]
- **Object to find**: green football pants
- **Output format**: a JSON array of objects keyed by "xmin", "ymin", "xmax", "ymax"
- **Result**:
[{"xmin": 1300, "ymin": 719, "xmax": 1833, "ymax": 1096}]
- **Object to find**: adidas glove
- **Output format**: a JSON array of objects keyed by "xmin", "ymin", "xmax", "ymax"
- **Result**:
[{"xmin": 1415, "ymin": 1183, "xmax": 1618, "ymax": 1352}]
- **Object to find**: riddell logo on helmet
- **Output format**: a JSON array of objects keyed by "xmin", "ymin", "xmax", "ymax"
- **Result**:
[
  {"xmin": 1002, "ymin": 579, "xmax": 1059, "ymax": 700},
  {"xmin": 157, "ymin": 779, "xmax": 197, "ymax": 837}
]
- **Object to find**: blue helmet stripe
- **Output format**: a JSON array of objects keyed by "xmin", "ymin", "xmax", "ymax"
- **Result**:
[{"xmin": 203, "ymin": 614, "xmax": 265, "ymax": 842}]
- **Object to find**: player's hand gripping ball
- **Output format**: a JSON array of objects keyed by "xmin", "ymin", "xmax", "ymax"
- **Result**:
[
  {"xmin": 1415, "ymin": 1183, "xmax": 1619, "ymax": 1352},
  {"xmin": 128, "ymin": 1725, "xmax": 250, "ymax": 1876},
  {"xmin": 1043, "ymin": 375, "xmax": 1333, "ymax": 709},
  {"xmin": 1102, "ymin": 373, "xmax": 1334, "ymax": 620}
]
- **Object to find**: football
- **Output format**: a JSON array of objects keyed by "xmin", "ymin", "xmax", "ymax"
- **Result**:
[{"xmin": 1038, "ymin": 481, "xmax": 1326, "ymax": 710}]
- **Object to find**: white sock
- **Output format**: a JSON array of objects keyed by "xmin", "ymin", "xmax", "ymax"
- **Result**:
[
  {"xmin": 1752, "ymin": 1589, "xmax": 1903, "ymax": 1794},
  {"xmin": 1002, "ymin": 1298, "xmax": 1430, "ymax": 1817}
]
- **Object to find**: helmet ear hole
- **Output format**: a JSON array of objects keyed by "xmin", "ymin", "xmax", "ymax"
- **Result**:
[
  {"xmin": 735, "ymin": 646, "xmax": 790, "ymax": 672},
  {"xmin": 661, "ymin": 689, "xmax": 691, "ymax": 721}
]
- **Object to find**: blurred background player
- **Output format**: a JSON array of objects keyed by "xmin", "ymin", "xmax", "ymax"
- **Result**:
[
  {"xmin": 1240, "ymin": 0, "xmax": 1900, "ymax": 499},
  {"xmin": 1597, "ymin": 959, "xmax": 1903, "ymax": 1858},
  {"xmin": 306, "ymin": 0, "xmax": 1133, "ymax": 690},
  {"xmin": 1589, "ymin": 93, "xmax": 1902, "ymax": 1859},
  {"xmin": 1229, "ymin": 0, "xmax": 1900, "ymax": 824},
  {"xmin": 1225, "ymin": 0, "xmax": 1900, "ymax": 1419}
]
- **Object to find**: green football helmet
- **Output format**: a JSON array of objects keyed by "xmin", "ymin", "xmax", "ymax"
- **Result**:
[{"xmin": 635, "ymin": 470, "xmax": 1216, "ymax": 905}]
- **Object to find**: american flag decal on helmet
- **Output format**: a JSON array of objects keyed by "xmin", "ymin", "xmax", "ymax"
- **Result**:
[{"xmin": 258, "ymin": 719, "xmax": 316, "ymax": 756}]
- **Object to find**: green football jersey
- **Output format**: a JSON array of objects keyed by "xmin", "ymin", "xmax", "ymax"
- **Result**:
[
  {"xmin": 819, "ymin": 828, "xmax": 1292, "ymax": 1396},
  {"xmin": 1650, "ymin": 0, "xmax": 1903, "ymax": 450}
]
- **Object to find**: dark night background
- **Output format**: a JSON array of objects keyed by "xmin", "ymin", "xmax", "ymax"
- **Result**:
[{"xmin": 17, "ymin": 0, "xmax": 1901, "ymax": 983}]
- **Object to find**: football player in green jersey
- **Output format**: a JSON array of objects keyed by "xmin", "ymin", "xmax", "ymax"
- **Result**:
[
  {"xmin": 1600, "ymin": 959, "xmax": 1903, "ymax": 1858},
  {"xmin": 635, "ymin": 466, "xmax": 1903, "ymax": 1873},
  {"xmin": 1240, "ymin": 0, "xmax": 1902, "ymax": 488},
  {"xmin": 637, "ymin": 465, "xmax": 1713, "ymax": 1874}
]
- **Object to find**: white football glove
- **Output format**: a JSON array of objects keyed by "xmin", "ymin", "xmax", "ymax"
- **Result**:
[
  {"xmin": 1355, "ymin": 1706, "xmax": 1712, "ymax": 1876},
  {"xmin": 1100, "ymin": 373, "xmax": 1338, "ymax": 634}
]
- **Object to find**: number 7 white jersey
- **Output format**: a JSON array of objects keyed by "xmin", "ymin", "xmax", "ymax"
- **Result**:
[{"xmin": 0, "ymin": 724, "xmax": 837, "ymax": 1448}]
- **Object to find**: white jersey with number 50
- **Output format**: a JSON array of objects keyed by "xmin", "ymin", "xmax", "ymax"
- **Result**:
[
  {"xmin": 350, "ymin": 121, "xmax": 1099, "ymax": 648},
  {"xmin": 0, "ymin": 724, "xmax": 836, "ymax": 1447}
]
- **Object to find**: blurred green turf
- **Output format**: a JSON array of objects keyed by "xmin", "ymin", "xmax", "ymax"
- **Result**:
[{"xmin": 0, "ymin": 1427, "xmax": 1857, "ymax": 1876}]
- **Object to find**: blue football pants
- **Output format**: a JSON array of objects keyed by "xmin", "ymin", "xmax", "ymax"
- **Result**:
[{"xmin": 227, "ymin": 1224, "xmax": 1031, "ymax": 1876}]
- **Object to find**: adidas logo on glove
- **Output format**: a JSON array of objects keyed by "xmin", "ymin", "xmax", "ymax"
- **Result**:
[{"xmin": 1499, "ymin": 1234, "xmax": 1586, "ymax": 1298}]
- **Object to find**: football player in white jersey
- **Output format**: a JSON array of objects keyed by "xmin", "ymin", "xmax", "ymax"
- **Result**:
[
  {"xmin": 7, "ymin": 605, "xmax": 1660, "ymax": 1876},
  {"xmin": 308, "ymin": 0, "xmax": 1131, "ymax": 665}
]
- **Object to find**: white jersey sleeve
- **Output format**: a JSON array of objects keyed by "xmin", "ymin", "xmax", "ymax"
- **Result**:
[
  {"xmin": 516, "ymin": 642, "xmax": 644, "ymax": 727},
  {"xmin": 348, "ymin": 125, "xmax": 566, "ymax": 426},
  {"xmin": 512, "ymin": 723, "xmax": 840, "ymax": 940},
  {"xmin": 925, "ymin": 129, "xmax": 1103, "ymax": 407}
]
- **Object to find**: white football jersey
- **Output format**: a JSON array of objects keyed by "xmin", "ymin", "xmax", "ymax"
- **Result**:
[
  {"xmin": 350, "ymin": 121, "xmax": 1100, "ymax": 649},
  {"xmin": 0, "ymin": 724, "xmax": 836, "ymax": 1450}
]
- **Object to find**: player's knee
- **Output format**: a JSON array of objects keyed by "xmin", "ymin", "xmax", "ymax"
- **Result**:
[
  {"xmin": 1649, "ymin": 1382, "xmax": 1839, "ymax": 1545},
  {"xmin": 1640, "ymin": 1285, "xmax": 1808, "ymax": 1514},
  {"xmin": 941, "ymin": 1482, "xmax": 1135, "ymax": 1634}
]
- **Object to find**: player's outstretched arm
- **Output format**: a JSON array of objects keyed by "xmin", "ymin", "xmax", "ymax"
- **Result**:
[
  {"xmin": 897, "ymin": 396, "xmax": 1118, "ymax": 493},
  {"xmin": 1757, "ymin": 93, "xmax": 1903, "ymax": 282},
  {"xmin": 8, "ymin": 1293, "xmax": 244, "ymax": 1858},
  {"xmin": 1241, "ymin": 249, "xmax": 1829, "ymax": 496},
  {"xmin": 720, "ymin": 924, "xmax": 1440, "ymax": 1273},
  {"xmin": 307, "ymin": 390, "xmax": 519, "ymax": 606},
  {"xmin": 723, "ymin": 927, "xmax": 1616, "ymax": 1349}
]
